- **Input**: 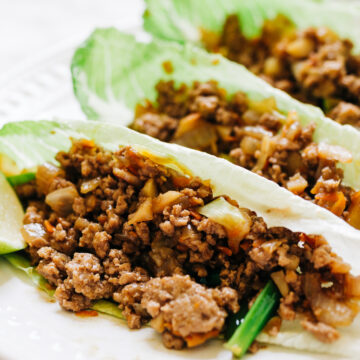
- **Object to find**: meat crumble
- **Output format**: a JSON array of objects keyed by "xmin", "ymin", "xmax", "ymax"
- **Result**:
[
  {"xmin": 17, "ymin": 140, "xmax": 360, "ymax": 350},
  {"xmin": 132, "ymin": 80, "xmax": 360, "ymax": 228},
  {"xmin": 202, "ymin": 15, "xmax": 360, "ymax": 127}
]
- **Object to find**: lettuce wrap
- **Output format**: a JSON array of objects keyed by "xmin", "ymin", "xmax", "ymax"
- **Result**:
[
  {"xmin": 0, "ymin": 119, "xmax": 360, "ymax": 358},
  {"xmin": 142, "ymin": 0, "xmax": 360, "ymax": 127},
  {"xmin": 71, "ymin": 30, "xmax": 360, "ymax": 225}
]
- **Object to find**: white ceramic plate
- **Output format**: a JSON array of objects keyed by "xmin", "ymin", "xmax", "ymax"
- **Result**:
[{"xmin": 0, "ymin": 28, "xmax": 346, "ymax": 360}]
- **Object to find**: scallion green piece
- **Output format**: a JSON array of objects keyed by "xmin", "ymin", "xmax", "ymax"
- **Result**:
[
  {"xmin": 6, "ymin": 172, "xmax": 36, "ymax": 187},
  {"xmin": 225, "ymin": 280, "xmax": 280, "ymax": 358},
  {"xmin": 224, "ymin": 302, "xmax": 248, "ymax": 340}
]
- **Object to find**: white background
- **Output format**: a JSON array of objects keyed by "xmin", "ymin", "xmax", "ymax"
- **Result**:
[{"xmin": 0, "ymin": 0, "xmax": 144, "ymax": 77}]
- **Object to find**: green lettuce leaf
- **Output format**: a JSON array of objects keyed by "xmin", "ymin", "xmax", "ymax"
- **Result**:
[
  {"xmin": 143, "ymin": 0, "xmax": 360, "ymax": 53},
  {"xmin": 4, "ymin": 252, "xmax": 123, "ymax": 319},
  {"xmin": 91, "ymin": 300, "xmax": 123, "ymax": 319},
  {"xmin": 71, "ymin": 30, "xmax": 360, "ymax": 192},
  {"xmin": 0, "ymin": 172, "xmax": 26, "ymax": 254},
  {"xmin": 1, "ymin": 119, "xmax": 360, "ymax": 356}
]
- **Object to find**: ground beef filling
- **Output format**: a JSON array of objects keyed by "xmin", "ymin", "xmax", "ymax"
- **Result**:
[
  {"xmin": 18, "ymin": 140, "xmax": 359, "ymax": 349},
  {"xmin": 132, "ymin": 80, "xmax": 360, "ymax": 227},
  {"xmin": 202, "ymin": 15, "xmax": 360, "ymax": 127}
]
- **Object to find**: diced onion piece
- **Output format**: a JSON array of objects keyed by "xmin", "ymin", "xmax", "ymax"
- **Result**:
[
  {"xmin": 271, "ymin": 270, "xmax": 289, "ymax": 297},
  {"xmin": 150, "ymin": 314, "xmax": 165, "ymax": 333},
  {"xmin": 252, "ymin": 136, "xmax": 275, "ymax": 172},
  {"xmin": 283, "ymin": 119, "xmax": 301, "ymax": 141},
  {"xmin": 45, "ymin": 186, "xmax": 78, "ymax": 216},
  {"xmin": 286, "ymin": 110, "xmax": 299, "ymax": 123},
  {"xmin": 261, "ymin": 239, "xmax": 283, "ymax": 254},
  {"xmin": 346, "ymin": 191, "xmax": 360, "ymax": 230},
  {"xmin": 140, "ymin": 178, "xmax": 157, "ymax": 198},
  {"xmin": 264, "ymin": 57, "xmax": 282, "ymax": 77},
  {"xmin": 285, "ymin": 254, "xmax": 300, "ymax": 271},
  {"xmin": 216, "ymin": 125, "xmax": 233, "ymax": 140},
  {"xmin": 172, "ymin": 121, "xmax": 217, "ymax": 151},
  {"xmin": 152, "ymin": 191, "xmax": 183, "ymax": 213},
  {"xmin": 243, "ymin": 126, "xmax": 273, "ymax": 139},
  {"xmin": 173, "ymin": 113, "xmax": 201, "ymax": 139},
  {"xmin": 286, "ymin": 173, "xmax": 308, "ymax": 195},
  {"xmin": 198, "ymin": 197, "xmax": 252, "ymax": 254},
  {"xmin": 345, "ymin": 275, "xmax": 360, "ymax": 298},
  {"xmin": 285, "ymin": 151, "xmax": 303, "ymax": 175},
  {"xmin": 280, "ymin": 111, "xmax": 300, "ymax": 141},
  {"xmin": 128, "ymin": 198, "xmax": 153, "ymax": 225},
  {"xmin": 242, "ymin": 110, "xmax": 261, "ymax": 125},
  {"xmin": 318, "ymin": 143, "xmax": 352, "ymax": 163},
  {"xmin": 80, "ymin": 177, "xmax": 101, "ymax": 194},
  {"xmin": 303, "ymin": 273, "xmax": 358, "ymax": 327},
  {"xmin": 249, "ymin": 97, "xmax": 277, "ymax": 114},
  {"xmin": 240, "ymin": 136, "xmax": 260, "ymax": 155},
  {"xmin": 178, "ymin": 224, "xmax": 202, "ymax": 246},
  {"xmin": 36, "ymin": 163, "xmax": 65, "ymax": 194},
  {"xmin": 113, "ymin": 168, "xmax": 141, "ymax": 186},
  {"xmin": 21, "ymin": 223, "xmax": 47, "ymax": 248},
  {"xmin": 286, "ymin": 37, "xmax": 314, "ymax": 58},
  {"xmin": 172, "ymin": 175, "xmax": 191, "ymax": 188},
  {"xmin": 310, "ymin": 177, "xmax": 340, "ymax": 195},
  {"xmin": 316, "ymin": 27, "xmax": 338, "ymax": 43}
]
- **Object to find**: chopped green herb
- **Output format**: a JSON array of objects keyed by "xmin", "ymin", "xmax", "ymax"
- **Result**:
[
  {"xmin": 225, "ymin": 280, "xmax": 280, "ymax": 358},
  {"xmin": 7, "ymin": 172, "xmax": 36, "ymax": 187}
]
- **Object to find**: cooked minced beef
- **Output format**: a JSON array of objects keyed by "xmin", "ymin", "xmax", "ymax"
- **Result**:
[
  {"xmin": 17, "ymin": 140, "xmax": 359, "ymax": 350},
  {"xmin": 202, "ymin": 15, "xmax": 360, "ymax": 127},
  {"xmin": 132, "ymin": 80, "xmax": 360, "ymax": 228},
  {"xmin": 113, "ymin": 274, "xmax": 239, "ymax": 348}
]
